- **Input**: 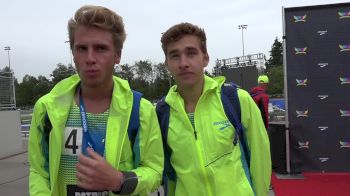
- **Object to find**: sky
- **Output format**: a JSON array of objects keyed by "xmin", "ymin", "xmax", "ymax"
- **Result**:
[{"xmin": 0, "ymin": 0, "xmax": 347, "ymax": 81}]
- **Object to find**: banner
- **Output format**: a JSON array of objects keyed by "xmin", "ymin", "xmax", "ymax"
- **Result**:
[{"xmin": 285, "ymin": 3, "xmax": 350, "ymax": 172}]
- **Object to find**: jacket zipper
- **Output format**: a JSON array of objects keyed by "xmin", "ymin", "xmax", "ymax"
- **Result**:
[{"xmin": 194, "ymin": 94, "xmax": 213, "ymax": 196}]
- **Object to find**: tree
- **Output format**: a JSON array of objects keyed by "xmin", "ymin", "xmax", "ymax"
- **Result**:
[
  {"xmin": 16, "ymin": 75, "xmax": 38, "ymax": 106},
  {"xmin": 267, "ymin": 66, "xmax": 283, "ymax": 96},
  {"xmin": 115, "ymin": 64, "xmax": 134, "ymax": 81},
  {"xmin": 51, "ymin": 63, "xmax": 76, "ymax": 85},
  {"xmin": 265, "ymin": 37, "xmax": 284, "ymax": 96},
  {"xmin": 152, "ymin": 63, "xmax": 172, "ymax": 100},
  {"xmin": 134, "ymin": 60, "xmax": 153, "ymax": 82},
  {"xmin": 33, "ymin": 75, "xmax": 52, "ymax": 102},
  {"xmin": 265, "ymin": 37, "xmax": 283, "ymax": 70},
  {"xmin": 130, "ymin": 60, "xmax": 153, "ymax": 99}
]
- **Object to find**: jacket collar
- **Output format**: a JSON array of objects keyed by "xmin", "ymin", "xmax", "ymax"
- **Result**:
[
  {"xmin": 47, "ymin": 74, "xmax": 133, "ymax": 112},
  {"xmin": 165, "ymin": 75, "xmax": 226, "ymax": 111}
]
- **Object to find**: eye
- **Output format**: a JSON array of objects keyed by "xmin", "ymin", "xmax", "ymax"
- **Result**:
[
  {"xmin": 188, "ymin": 51, "xmax": 197, "ymax": 56},
  {"xmin": 75, "ymin": 45, "xmax": 87, "ymax": 52},
  {"xmin": 169, "ymin": 53, "xmax": 179, "ymax": 59},
  {"xmin": 96, "ymin": 45, "xmax": 107, "ymax": 51}
]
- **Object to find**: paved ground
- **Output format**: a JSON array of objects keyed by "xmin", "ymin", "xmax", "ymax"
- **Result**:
[
  {"xmin": 0, "ymin": 139, "xmax": 274, "ymax": 196},
  {"xmin": 0, "ymin": 141, "xmax": 29, "ymax": 196}
]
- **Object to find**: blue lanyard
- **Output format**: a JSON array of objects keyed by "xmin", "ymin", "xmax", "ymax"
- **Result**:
[{"xmin": 79, "ymin": 87, "xmax": 105, "ymax": 156}]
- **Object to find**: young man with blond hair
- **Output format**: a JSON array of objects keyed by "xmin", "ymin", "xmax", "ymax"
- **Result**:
[{"xmin": 29, "ymin": 5, "xmax": 163, "ymax": 196}]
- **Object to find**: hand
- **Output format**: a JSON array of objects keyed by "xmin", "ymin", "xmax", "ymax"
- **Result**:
[{"xmin": 76, "ymin": 147, "xmax": 124, "ymax": 191}]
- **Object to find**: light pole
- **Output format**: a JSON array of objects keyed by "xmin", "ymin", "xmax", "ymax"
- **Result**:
[
  {"xmin": 4, "ymin": 46, "xmax": 15, "ymax": 108},
  {"xmin": 64, "ymin": 41, "xmax": 73, "ymax": 65},
  {"xmin": 4, "ymin": 46, "xmax": 11, "ymax": 70},
  {"xmin": 238, "ymin": 25, "xmax": 248, "ymax": 57}
]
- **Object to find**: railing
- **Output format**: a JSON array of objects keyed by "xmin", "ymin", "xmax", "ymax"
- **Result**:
[{"xmin": 21, "ymin": 124, "xmax": 30, "ymax": 138}]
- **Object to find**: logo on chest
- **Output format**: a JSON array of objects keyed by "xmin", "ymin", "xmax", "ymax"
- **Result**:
[{"xmin": 213, "ymin": 120, "xmax": 231, "ymax": 131}]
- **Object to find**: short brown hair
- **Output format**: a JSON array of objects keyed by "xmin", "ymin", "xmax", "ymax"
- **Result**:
[
  {"xmin": 161, "ymin": 22, "xmax": 207, "ymax": 56},
  {"xmin": 68, "ymin": 5, "xmax": 126, "ymax": 52}
]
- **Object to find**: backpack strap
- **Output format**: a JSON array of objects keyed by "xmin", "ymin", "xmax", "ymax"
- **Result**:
[
  {"xmin": 127, "ymin": 90, "xmax": 143, "ymax": 168},
  {"xmin": 249, "ymin": 91, "xmax": 264, "ymax": 98},
  {"xmin": 221, "ymin": 83, "xmax": 242, "ymax": 146},
  {"xmin": 221, "ymin": 83, "xmax": 252, "ymax": 187},
  {"xmin": 43, "ymin": 113, "xmax": 52, "ymax": 140},
  {"xmin": 221, "ymin": 83, "xmax": 251, "ymax": 166},
  {"xmin": 43, "ymin": 113, "xmax": 51, "ymax": 173},
  {"xmin": 156, "ymin": 96, "xmax": 176, "ymax": 191}
]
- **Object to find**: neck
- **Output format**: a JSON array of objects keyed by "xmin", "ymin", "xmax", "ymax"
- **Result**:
[
  {"xmin": 77, "ymin": 80, "xmax": 114, "ymax": 113},
  {"xmin": 80, "ymin": 80, "xmax": 113, "ymax": 100},
  {"xmin": 178, "ymin": 79, "xmax": 204, "ymax": 113}
]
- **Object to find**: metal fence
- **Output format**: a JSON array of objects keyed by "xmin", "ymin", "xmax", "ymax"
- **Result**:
[{"xmin": 0, "ymin": 72, "xmax": 16, "ymax": 110}]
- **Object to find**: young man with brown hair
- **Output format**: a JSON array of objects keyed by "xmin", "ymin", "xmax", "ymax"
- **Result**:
[{"xmin": 158, "ymin": 22, "xmax": 271, "ymax": 196}]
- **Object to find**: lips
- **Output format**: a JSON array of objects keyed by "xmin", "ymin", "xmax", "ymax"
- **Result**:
[
  {"xmin": 178, "ymin": 72, "xmax": 194, "ymax": 77},
  {"xmin": 85, "ymin": 69, "xmax": 99, "ymax": 77}
]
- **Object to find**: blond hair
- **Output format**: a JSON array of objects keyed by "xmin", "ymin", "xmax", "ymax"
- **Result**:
[{"xmin": 68, "ymin": 5, "xmax": 126, "ymax": 52}]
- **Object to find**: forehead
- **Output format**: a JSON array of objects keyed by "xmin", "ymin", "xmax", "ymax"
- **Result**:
[
  {"xmin": 74, "ymin": 26, "xmax": 113, "ymax": 45},
  {"xmin": 166, "ymin": 35, "xmax": 202, "ymax": 53}
]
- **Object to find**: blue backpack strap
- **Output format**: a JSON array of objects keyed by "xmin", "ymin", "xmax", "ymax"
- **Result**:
[
  {"xmin": 127, "ymin": 90, "xmax": 143, "ymax": 168},
  {"xmin": 43, "ymin": 113, "xmax": 52, "ymax": 136},
  {"xmin": 43, "ymin": 113, "xmax": 51, "ymax": 173},
  {"xmin": 221, "ymin": 83, "xmax": 251, "ymax": 165},
  {"xmin": 221, "ymin": 83, "xmax": 241, "ymax": 145},
  {"xmin": 156, "ymin": 97, "xmax": 176, "ymax": 195},
  {"xmin": 221, "ymin": 83, "xmax": 253, "ymax": 187}
]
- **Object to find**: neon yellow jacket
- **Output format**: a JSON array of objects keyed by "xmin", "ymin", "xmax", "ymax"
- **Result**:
[
  {"xmin": 164, "ymin": 76, "xmax": 271, "ymax": 196},
  {"xmin": 28, "ymin": 75, "xmax": 163, "ymax": 196}
]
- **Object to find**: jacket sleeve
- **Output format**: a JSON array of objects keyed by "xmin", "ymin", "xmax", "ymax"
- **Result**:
[
  {"xmin": 131, "ymin": 99, "xmax": 164, "ymax": 195},
  {"xmin": 240, "ymin": 90, "xmax": 271, "ymax": 196},
  {"xmin": 28, "ymin": 98, "xmax": 51, "ymax": 195}
]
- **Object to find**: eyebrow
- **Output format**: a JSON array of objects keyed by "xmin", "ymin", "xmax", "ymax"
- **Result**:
[
  {"xmin": 168, "ymin": 46, "xmax": 198, "ymax": 56},
  {"xmin": 168, "ymin": 49, "xmax": 179, "ymax": 56},
  {"xmin": 186, "ymin": 47, "xmax": 198, "ymax": 52}
]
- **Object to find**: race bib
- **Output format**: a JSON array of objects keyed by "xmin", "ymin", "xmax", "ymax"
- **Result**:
[
  {"xmin": 67, "ymin": 185, "xmax": 109, "ymax": 196},
  {"xmin": 63, "ymin": 127, "xmax": 83, "ymax": 156}
]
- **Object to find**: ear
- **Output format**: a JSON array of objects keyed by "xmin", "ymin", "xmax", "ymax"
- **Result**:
[
  {"xmin": 114, "ymin": 51, "xmax": 122, "ymax": 64},
  {"xmin": 203, "ymin": 53, "xmax": 209, "ymax": 68},
  {"xmin": 164, "ymin": 58, "xmax": 168, "ymax": 67}
]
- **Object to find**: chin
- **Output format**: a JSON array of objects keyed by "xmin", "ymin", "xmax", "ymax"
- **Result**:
[
  {"xmin": 80, "ymin": 78, "xmax": 101, "ymax": 88},
  {"xmin": 179, "ymin": 81, "xmax": 196, "ymax": 88}
]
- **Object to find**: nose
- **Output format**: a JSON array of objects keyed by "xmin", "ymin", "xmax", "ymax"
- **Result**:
[
  {"xmin": 86, "ymin": 48, "xmax": 96, "ymax": 65},
  {"xmin": 179, "ymin": 54, "xmax": 189, "ymax": 69}
]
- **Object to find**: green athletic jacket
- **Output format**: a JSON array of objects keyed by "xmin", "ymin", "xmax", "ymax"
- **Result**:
[
  {"xmin": 28, "ymin": 75, "xmax": 163, "ymax": 196},
  {"xmin": 164, "ymin": 76, "xmax": 271, "ymax": 196}
]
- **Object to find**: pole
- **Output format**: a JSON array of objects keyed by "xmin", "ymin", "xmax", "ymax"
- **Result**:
[
  {"xmin": 65, "ymin": 41, "xmax": 73, "ymax": 65},
  {"xmin": 282, "ymin": 6, "xmax": 291, "ymax": 174},
  {"xmin": 238, "ymin": 25, "xmax": 248, "ymax": 57},
  {"xmin": 4, "ymin": 46, "xmax": 11, "ymax": 70},
  {"xmin": 241, "ymin": 28, "xmax": 245, "ymax": 57},
  {"xmin": 3, "ymin": 46, "xmax": 15, "ymax": 108}
]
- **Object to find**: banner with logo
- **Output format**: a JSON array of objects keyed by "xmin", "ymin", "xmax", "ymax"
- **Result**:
[{"xmin": 284, "ymin": 3, "xmax": 350, "ymax": 172}]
